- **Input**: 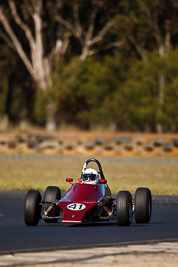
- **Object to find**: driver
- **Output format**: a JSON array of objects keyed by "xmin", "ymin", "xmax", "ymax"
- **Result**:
[{"xmin": 81, "ymin": 168, "xmax": 99, "ymax": 184}]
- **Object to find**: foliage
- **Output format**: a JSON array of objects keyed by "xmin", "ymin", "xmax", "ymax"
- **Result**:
[
  {"xmin": 0, "ymin": 0, "xmax": 178, "ymax": 132},
  {"xmin": 50, "ymin": 54, "xmax": 128, "ymax": 129},
  {"xmin": 110, "ymin": 50, "xmax": 178, "ymax": 131},
  {"xmin": 50, "ymin": 49, "xmax": 178, "ymax": 131}
]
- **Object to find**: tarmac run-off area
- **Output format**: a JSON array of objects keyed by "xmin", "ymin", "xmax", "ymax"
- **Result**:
[{"xmin": 1, "ymin": 242, "xmax": 178, "ymax": 267}]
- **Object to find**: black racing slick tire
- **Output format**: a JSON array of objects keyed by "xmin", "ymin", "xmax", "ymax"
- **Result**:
[
  {"xmin": 24, "ymin": 190, "xmax": 42, "ymax": 226},
  {"xmin": 135, "ymin": 187, "xmax": 152, "ymax": 223},
  {"xmin": 43, "ymin": 186, "xmax": 61, "ymax": 223},
  {"xmin": 116, "ymin": 191, "xmax": 132, "ymax": 226}
]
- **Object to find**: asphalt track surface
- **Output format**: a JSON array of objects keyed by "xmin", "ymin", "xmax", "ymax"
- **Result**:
[{"xmin": 0, "ymin": 191, "xmax": 178, "ymax": 255}]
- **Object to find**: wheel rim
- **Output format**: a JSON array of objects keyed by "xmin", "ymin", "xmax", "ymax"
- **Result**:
[
  {"xmin": 148, "ymin": 206, "xmax": 151, "ymax": 218},
  {"xmin": 148, "ymin": 193, "xmax": 152, "ymax": 219},
  {"xmin": 129, "ymin": 209, "xmax": 132, "ymax": 223}
]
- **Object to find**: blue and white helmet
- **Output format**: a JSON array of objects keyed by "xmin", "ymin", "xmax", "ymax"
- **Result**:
[{"xmin": 82, "ymin": 168, "xmax": 99, "ymax": 184}]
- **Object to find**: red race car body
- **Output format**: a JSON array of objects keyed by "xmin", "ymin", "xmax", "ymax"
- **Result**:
[
  {"xmin": 59, "ymin": 182, "xmax": 111, "ymax": 223},
  {"xmin": 24, "ymin": 158, "xmax": 152, "ymax": 226}
]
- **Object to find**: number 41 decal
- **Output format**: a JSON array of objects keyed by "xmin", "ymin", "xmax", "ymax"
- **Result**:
[{"xmin": 67, "ymin": 203, "xmax": 86, "ymax": 211}]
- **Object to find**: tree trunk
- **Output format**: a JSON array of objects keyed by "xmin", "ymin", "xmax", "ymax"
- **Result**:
[
  {"xmin": 0, "ymin": 115, "xmax": 9, "ymax": 131},
  {"xmin": 45, "ymin": 101, "xmax": 57, "ymax": 132},
  {"xmin": 156, "ymin": 73, "xmax": 165, "ymax": 133}
]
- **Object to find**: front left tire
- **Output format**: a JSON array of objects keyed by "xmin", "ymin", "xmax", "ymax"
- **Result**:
[
  {"xmin": 24, "ymin": 190, "xmax": 42, "ymax": 226},
  {"xmin": 43, "ymin": 186, "xmax": 61, "ymax": 223}
]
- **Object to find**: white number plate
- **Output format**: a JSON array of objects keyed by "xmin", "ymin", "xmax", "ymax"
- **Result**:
[{"xmin": 67, "ymin": 203, "xmax": 86, "ymax": 211}]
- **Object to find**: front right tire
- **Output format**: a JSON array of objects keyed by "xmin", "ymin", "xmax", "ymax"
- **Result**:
[
  {"xmin": 116, "ymin": 191, "xmax": 132, "ymax": 226},
  {"xmin": 135, "ymin": 187, "xmax": 152, "ymax": 223}
]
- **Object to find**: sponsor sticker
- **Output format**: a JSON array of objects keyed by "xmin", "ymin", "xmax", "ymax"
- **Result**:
[{"xmin": 67, "ymin": 203, "xmax": 86, "ymax": 211}]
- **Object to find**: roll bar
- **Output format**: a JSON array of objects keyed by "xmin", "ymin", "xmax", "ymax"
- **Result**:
[{"xmin": 81, "ymin": 158, "xmax": 105, "ymax": 180}]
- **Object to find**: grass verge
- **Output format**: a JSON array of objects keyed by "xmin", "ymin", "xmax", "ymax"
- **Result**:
[{"xmin": 0, "ymin": 158, "xmax": 178, "ymax": 195}]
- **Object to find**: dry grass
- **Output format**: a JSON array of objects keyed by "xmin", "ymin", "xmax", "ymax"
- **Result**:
[{"xmin": 0, "ymin": 158, "xmax": 178, "ymax": 195}]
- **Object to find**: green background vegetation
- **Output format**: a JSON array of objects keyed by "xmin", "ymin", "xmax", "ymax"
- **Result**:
[
  {"xmin": 0, "ymin": 2, "xmax": 177, "ymax": 196},
  {"xmin": 0, "ymin": 0, "xmax": 178, "ymax": 132}
]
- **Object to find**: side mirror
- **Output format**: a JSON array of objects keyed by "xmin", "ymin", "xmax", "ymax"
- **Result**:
[
  {"xmin": 66, "ymin": 178, "xmax": 73, "ymax": 183},
  {"xmin": 99, "ymin": 179, "xmax": 107, "ymax": 184}
]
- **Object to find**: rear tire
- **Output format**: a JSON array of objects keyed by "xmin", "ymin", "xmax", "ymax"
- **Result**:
[
  {"xmin": 24, "ymin": 190, "xmax": 41, "ymax": 226},
  {"xmin": 116, "ymin": 191, "xmax": 132, "ymax": 226},
  {"xmin": 44, "ymin": 186, "xmax": 61, "ymax": 223},
  {"xmin": 135, "ymin": 187, "xmax": 152, "ymax": 223}
]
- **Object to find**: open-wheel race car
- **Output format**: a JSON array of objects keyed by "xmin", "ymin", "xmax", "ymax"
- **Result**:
[{"xmin": 24, "ymin": 158, "xmax": 152, "ymax": 226}]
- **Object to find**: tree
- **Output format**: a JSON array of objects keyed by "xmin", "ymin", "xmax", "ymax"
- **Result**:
[
  {"xmin": 0, "ymin": 0, "xmax": 124, "ymax": 130},
  {"xmin": 56, "ymin": 0, "xmax": 123, "ymax": 60},
  {"xmin": 50, "ymin": 53, "xmax": 128, "ymax": 130},
  {"xmin": 119, "ymin": 50, "xmax": 178, "ymax": 132},
  {"xmin": 0, "ymin": 37, "xmax": 35, "ymax": 130},
  {"xmin": 113, "ymin": 0, "xmax": 178, "ymax": 132},
  {"xmin": 0, "ymin": 0, "xmax": 70, "ymax": 130},
  {"xmin": 1, "ymin": 0, "xmax": 178, "ymax": 132}
]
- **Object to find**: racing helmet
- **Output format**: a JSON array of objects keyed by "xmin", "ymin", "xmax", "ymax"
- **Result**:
[{"xmin": 82, "ymin": 168, "xmax": 99, "ymax": 184}]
